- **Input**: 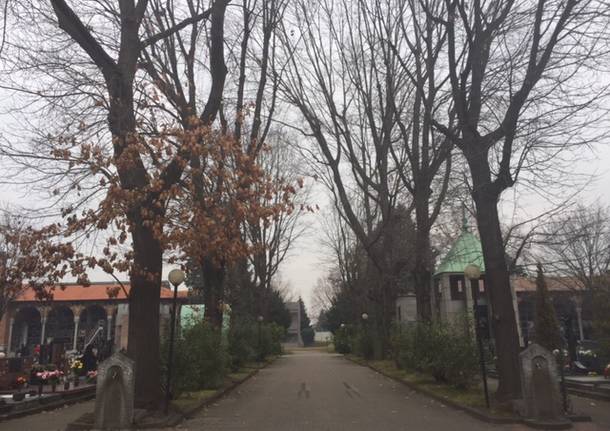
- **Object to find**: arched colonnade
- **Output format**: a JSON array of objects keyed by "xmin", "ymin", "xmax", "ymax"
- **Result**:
[{"xmin": 7, "ymin": 303, "xmax": 117, "ymax": 355}]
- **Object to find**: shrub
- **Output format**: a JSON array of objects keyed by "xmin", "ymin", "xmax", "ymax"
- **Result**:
[
  {"xmin": 534, "ymin": 263, "xmax": 562, "ymax": 351},
  {"xmin": 228, "ymin": 318, "xmax": 284, "ymax": 371},
  {"xmin": 391, "ymin": 319, "xmax": 479, "ymax": 388},
  {"xmin": 161, "ymin": 319, "xmax": 227, "ymax": 396},
  {"xmin": 333, "ymin": 325, "xmax": 353, "ymax": 354},
  {"xmin": 227, "ymin": 319, "xmax": 258, "ymax": 371},
  {"xmin": 355, "ymin": 325, "xmax": 375, "ymax": 360},
  {"xmin": 266, "ymin": 323, "xmax": 286, "ymax": 356},
  {"xmin": 301, "ymin": 327, "xmax": 315, "ymax": 346},
  {"xmin": 259, "ymin": 322, "xmax": 285, "ymax": 358}
]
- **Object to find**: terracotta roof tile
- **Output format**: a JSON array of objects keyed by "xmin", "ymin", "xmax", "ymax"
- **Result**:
[
  {"xmin": 512, "ymin": 276, "xmax": 584, "ymax": 293},
  {"xmin": 15, "ymin": 282, "xmax": 189, "ymax": 302}
]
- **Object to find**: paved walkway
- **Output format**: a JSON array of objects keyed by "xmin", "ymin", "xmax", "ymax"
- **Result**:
[
  {"xmin": 0, "ymin": 399, "xmax": 93, "ymax": 431},
  {"xmin": 1, "ymin": 350, "xmax": 607, "ymax": 430},
  {"xmin": 182, "ymin": 350, "xmax": 606, "ymax": 431}
]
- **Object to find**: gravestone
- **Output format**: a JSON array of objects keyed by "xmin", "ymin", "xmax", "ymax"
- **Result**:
[
  {"xmin": 94, "ymin": 351, "xmax": 135, "ymax": 430},
  {"xmin": 519, "ymin": 344, "xmax": 564, "ymax": 423}
]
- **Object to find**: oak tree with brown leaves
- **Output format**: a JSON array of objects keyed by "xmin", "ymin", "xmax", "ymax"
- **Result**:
[{"xmin": 0, "ymin": 0, "xmax": 298, "ymax": 409}]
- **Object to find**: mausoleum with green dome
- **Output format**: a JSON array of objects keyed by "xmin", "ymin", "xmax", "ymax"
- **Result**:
[{"xmin": 430, "ymin": 222, "xmax": 521, "ymax": 343}]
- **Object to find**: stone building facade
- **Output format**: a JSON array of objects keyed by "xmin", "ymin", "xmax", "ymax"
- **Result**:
[
  {"xmin": 285, "ymin": 301, "xmax": 302, "ymax": 346},
  {"xmin": 396, "ymin": 224, "xmax": 591, "ymax": 350},
  {"xmin": 0, "ymin": 282, "xmax": 188, "ymax": 357}
]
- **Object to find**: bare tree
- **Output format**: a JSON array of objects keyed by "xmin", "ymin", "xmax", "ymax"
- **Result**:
[
  {"xmin": 139, "ymin": 0, "xmax": 292, "ymax": 327},
  {"xmin": 391, "ymin": 0, "xmax": 453, "ymax": 320},
  {"xmin": 246, "ymin": 132, "xmax": 308, "ymax": 301},
  {"xmin": 426, "ymin": 0, "xmax": 610, "ymax": 400},
  {"xmin": 541, "ymin": 204, "xmax": 610, "ymax": 291},
  {"xmin": 310, "ymin": 274, "xmax": 340, "ymax": 319},
  {"xmin": 280, "ymin": 0, "xmax": 456, "ymax": 325},
  {"xmin": 280, "ymin": 0, "xmax": 418, "ymax": 349}
]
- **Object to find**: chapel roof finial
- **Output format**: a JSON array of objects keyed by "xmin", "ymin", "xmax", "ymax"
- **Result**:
[{"xmin": 462, "ymin": 204, "xmax": 469, "ymax": 232}]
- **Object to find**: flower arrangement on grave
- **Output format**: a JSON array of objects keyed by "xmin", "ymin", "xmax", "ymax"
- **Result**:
[
  {"xmin": 14, "ymin": 376, "xmax": 27, "ymax": 389},
  {"xmin": 70, "ymin": 359, "xmax": 84, "ymax": 376},
  {"xmin": 12, "ymin": 376, "xmax": 28, "ymax": 401},
  {"xmin": 577, "ymin": 348, "xmax": 598, "ymax": 362},
  {"xmin": 86, "ymin": 370, "xmax": 97, "ymax": 383},
  {"xmin": 35, "ymin": 369, "xmax": 64, "ymax": 384}
]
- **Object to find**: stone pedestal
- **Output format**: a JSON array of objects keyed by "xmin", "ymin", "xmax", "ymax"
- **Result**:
[
  {"xmin": 517, "ymin": 343, "xmax": 570, "ymax": 428},
  {"xmin": 94, "ymin": 351, "xmax": 135, "ymax": 429}
]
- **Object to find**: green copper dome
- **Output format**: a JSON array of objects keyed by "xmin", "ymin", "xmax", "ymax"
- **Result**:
[{"xmin": 434, "ymin": 228, "xmax": 485, "ymax": 276}]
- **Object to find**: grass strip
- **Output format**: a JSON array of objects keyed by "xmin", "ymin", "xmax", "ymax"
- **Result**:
[{"xmin": 347, "ymin": 355, "xmax": 513, "ymax": 418}]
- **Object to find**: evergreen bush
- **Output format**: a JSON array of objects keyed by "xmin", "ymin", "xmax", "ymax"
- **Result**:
[
  {"xmin": 228, "ymin": 318, "xmax": 284, "ymax": 370},
  {"xmin": 534, "ymin": 263, "xmax": 563, "ymax": 352},
  {"xmin": 359, "ymin": 325, "xmax": 375, "ymax": 360},
  {"xmin": 162, "ymin": 316, "xmax": 285, "ymax": 396},
  {"xmin": 258, "ymin": 322, "xmax": 285, "ymax": 357},
  {"xmin": 390, "ymin": 319, "xmax": 478, "ymax": 388},
  {"xmin": 333, "ymin": 325, "xmax": 352, "ymax": 354},
  {"xmin": 161, "ymin": 319, "xmax": 227, "ymax": 396},
  {"xmin": 227, "ymin": 318, "xmax": 258, "ymax": 370},
  {"xmin": 301, "ymin": 327, "xmax": 315, "ymax": 346}
]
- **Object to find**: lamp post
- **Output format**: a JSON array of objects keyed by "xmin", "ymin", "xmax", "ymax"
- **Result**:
[
  {"xmin": 361, "ymin": 312, "xmax": 369, "ymax": 359},
  {"xmin": 257, "ymin": 315, "xmax": 264, "ymax": 362},
  {"xmin": 464, "ymin": 264, "xmax": 490, "ymax": 409},
  {"xmin": 553, "ymin": 348, "xmax": 569, "ymax": 413},
  {"xmin": 165, "ymin": 268, "xmax": 185, "ymax": 415}
]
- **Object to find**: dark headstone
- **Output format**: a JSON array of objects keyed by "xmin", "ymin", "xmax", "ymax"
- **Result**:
[
  {"xmin": 518, "ymin": 344, "xmax": 565, "ymax": 422},
  {"xmin": 94, "ymin": 351, "xmax": 135, "ymax": 429}
]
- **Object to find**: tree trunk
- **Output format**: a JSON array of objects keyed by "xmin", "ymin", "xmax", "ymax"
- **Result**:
[
  {"xmin": 412, "ymin": 261, "xmax": 432, "ymax": 321},
  {"xmin": 202, "ymin": 257, "xmax": 224, "ymax": 328},
  {"xmin": 470, "ymin": 175, "xmax": 522, "ymax": 402},
  {"xmin": 379, "ymin": 274, "xmax": 396, "ymax": 359},
  {"xmin": 127, "ymin": 223, "xmax": 163, "ymax": 409},
  {"xmin": 107, "ymin": 75, "xmax": 166, "ymax": 409},
  {"xmin": 413, "ymin": 207, "xmax": 433, "ymax": 321}
]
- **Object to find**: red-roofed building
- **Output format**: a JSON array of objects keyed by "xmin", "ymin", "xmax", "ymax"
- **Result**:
[
  {"xmin": 0, "ymin": 282, "xmax": 189, "ymax": 358},
  {"xmin": 426, "ymin": 225, "xmax": 593, "ymax": 349},
  {"xmin": 512, "ymin": 275, "xmax": 592, "ymax": 346}
]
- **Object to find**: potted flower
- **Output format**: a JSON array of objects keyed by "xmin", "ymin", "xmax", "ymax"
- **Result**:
[
  {"xmin": 50, "ymin": 370, "xmax": 64, "ymax": 392},
  {"xmin": 35, "ymin": 369, "xmax": 64, "ymax": 393},
  {"xmin": 86, "ymin": 370, "xmax": 97, "ymax": 384},
  {"xmin": 32, "ymin": 365, "xmax": 45, "ymax": 396},
  {"xmin": 12, "ymin": 376, "xmax": 27, "ymax": 401},
  {"xmin": 71, "ymin": 359, "xmax": 84, "ymax": 387}
]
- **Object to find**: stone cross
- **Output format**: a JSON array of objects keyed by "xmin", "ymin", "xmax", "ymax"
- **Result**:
[
  {"xmin": 94, "ymin": 351, "xmax": 135, "ymax": 429},
  {"xmin": 518, "ymin": 343, "xmax": 564, "ymax": 421}
]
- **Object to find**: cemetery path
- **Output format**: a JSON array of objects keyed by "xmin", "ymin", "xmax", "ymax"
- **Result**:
[
  {"xmin": 0, "ymin": 350, "xmax": 606, "ymax": 431},
  {"xmin": 0, "ymin": 399, "xmax": 93, "ymax": 431},
  {"xmin": 182, "ymin": 349, "xmax": 606, "ymax": 431}
]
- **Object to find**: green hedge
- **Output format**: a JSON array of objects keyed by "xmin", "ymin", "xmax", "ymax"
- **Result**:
[
  {"xmin": 332, "ymin": 323, "xmax": 375, "ymax": 359},
  {"xmin": 228, "ymin": 318, "xmax": 285, "ymax": 371},
  {"xmin": 390, "ymin": 319, "xmax": 479, "ymax": 388},
  {"xmin": 301, "ymin": 327, "xmax": 315, "ymax": 346},
  {"xmin": 161, "ymin": 320, "xmax": 227, "ymax": 396},
  {"xmin": 333, "ymin": 325, "xmax": 352, "ymax": 354},
  {"xmin": 162, "ymin": 317, "xmax": 285, "ymax": 396}
]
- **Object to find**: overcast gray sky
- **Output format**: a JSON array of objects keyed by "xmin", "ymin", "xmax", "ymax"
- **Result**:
[
  {"xmin": 280, "ymin": 143, "xmax": 610, "ymax": 311},
  {"xmin": 0, "ymin": 112, "xmax": 608, "ymax": 314}
]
